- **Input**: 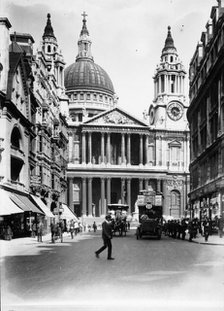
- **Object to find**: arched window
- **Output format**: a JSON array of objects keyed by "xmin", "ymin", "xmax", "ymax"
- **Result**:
[
  {"xmin": 47, "ymin": 45, "xmax": 51, "ymax": 53},
  {"xmin": 11, "ymin": 127, "xmax": 21, "ymax": 149}
]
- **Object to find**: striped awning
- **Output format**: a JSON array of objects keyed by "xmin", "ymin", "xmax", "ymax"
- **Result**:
[
  {"xmin": 61, "ymin": 204, "xmax": 79, "ymax": 221},
  {"xmin": 30, "ymin": 195, "xmax": 55, "ymax": 218},
  {"xmin": 0, "ymin": 189, "xmax": 24, "ymax": 216},
  {"xmin": 10, "ymin": 193, "xmax": 44, "ymax": 214}
]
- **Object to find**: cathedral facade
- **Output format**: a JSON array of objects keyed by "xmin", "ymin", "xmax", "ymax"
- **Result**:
[{"xmin": 65, "ymin": 15, "xmax": 190, "ymax": 219}]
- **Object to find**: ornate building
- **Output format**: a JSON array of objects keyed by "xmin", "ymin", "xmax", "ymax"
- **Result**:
[
  {"xmin": 148, "ymin": 26, "xmax": 190, "ymax": 218},
  {"xmin": 0, "ymin": 15, "xmax": 72, "ymax": 238},
  {"xmin": 187, "ymin": 0, "xmax": 224, "ymax": 221},
  {"xmin": 65, "ymin": 16, "xmax": 190, "ymax": 219}
]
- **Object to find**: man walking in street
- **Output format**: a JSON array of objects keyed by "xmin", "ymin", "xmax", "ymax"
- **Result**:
[{"xmin": 95, "ymin": 215, "xmax": 114, "ymax": 260}]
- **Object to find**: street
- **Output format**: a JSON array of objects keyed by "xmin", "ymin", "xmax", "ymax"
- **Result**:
[{"xmin": 1, "ymin": 229, "xmax": 224, "ymax": 311}]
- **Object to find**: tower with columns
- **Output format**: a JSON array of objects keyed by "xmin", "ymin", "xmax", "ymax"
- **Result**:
[
  {"xmin": 65, "ymin": 16, "xmax": 190, "ymax": 220},
  {"xmin": 148, "ymin": 26, "xmax": 190, "ymax": 218}
]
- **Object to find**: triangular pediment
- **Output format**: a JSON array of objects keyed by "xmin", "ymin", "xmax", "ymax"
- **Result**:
[
  {"xmin": 84, "ymin": 107, "xmax": 148, "ymax": 127},
  {"xmin": 168, "ymin": 140, "xmax": 181, "ymax": 147}
]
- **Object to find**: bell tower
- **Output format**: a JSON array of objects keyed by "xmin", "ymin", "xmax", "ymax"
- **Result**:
[{"xmin": 148, "ymin": 26, "xmax": 188, "ymax": 131}]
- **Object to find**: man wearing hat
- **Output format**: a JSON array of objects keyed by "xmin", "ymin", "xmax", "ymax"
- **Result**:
[{"xmin": 95, "ymin": 215, "xmax": 115, "ymax": 260}]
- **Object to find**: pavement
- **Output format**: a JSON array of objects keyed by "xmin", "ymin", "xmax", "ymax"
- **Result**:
[
  {"xmin": 0, "ymin": 228, "xmax": 224, "ymax": 260},
  {"xmin": 191, "ymin": 233, "xmax": 224, "ymax": 246}
]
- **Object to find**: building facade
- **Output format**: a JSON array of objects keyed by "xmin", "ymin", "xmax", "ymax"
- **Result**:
[
  {"xmin": 65, "ymin": 16, "xmax": 190, "ymax": 220},
  {"xmin": 0, "ymin": 15, "xmax": 71, "ymax": 238},
  {"xmin": 187, "ymin": 0, "xmax": 224, "ymax": 221}
]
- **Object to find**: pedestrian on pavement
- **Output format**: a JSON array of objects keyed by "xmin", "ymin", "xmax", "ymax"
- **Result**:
[
  {"xmin": 74, "ymin": 221, "xmax": 79, "ymax": 235},
  {"xmin": 93, "ymin": 221, "xmax": 97, "ymax": 232},
  {"xmin": 37, "ymin": 220, "xmax": 43, "ymax": 242},
  {"xmin": 31, "ymin": 221, "xmax": 37, "ymax": 238},
  {"xmin": 95, "ymin": 215, "xmax": 114, "ymax": 260},
  {"xmin": 217, "ymin": 215, "xmax": 224, "ymax": 238},
  {"xmin": 50, "ymin": 222, "xmax": 56, "ymax": 243},
  {"xmin": 70, "ymin": 221, "xmax": 75, "ymax": 239},
  {"xmin": 202, "ymin": 217, "xmax": 210, "ymax": 242}
]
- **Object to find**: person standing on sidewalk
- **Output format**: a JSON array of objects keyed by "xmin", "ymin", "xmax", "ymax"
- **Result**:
[
  {"xmin": 202, "ymin": 217, "xmax": 211, "ymax": 242},
  {"xmin": 95, "ymin": 215, "xmax": 114, "ymax": 260},
  {"xmin": 37, "ymin": 220, "xmax": 43, "ymax": 242},
  {"xmin": 217, "ymin": 215, "xmax": 224, "ymax": 238}
]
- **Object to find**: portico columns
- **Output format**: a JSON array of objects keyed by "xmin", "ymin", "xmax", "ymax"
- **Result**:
[
  {"xmin": 107, "ymin": 178, "xmax": 111, "ymax": 208},
  {"xmin": 145, "ymin": 135, "xmax": 149, "ymax": 165},
  {"xmin": 88, "ymin": 178, "xmax": 92, "ymax": 216},
  {"xmin": 101, "ymin": 133, "xmax": 105, "ymax": 164},
  {"xmin": 106, "ymin": 133, "xmax": 111, "ymax": 164},
  {"xmin": 101, "ymin": 178, "xmax": 105, "ymax": 215},
  {"xmin": 82, "ymin": 178, "xmax": 87, "ymax": 216},
  {"xmin": 127, "ymin": 134, "xmax": 131, "ymax": 165},
  {"xmin": 82, "ymin": 132, "xmax": 86, "ymax": 164},
  {"xmin": 121, "ymin": 178, "xmax": 126, "ymax": 204},
  {"xmin": 127, "ymin": 178, "xmax": 131, "ymax": 212},
  {"xmin": 88, "ymin": 132, "xmax": 92, "ymax": 164},
  {"xmin": 139, "ymin": 178, "xmax": 143, "ymax": 191},
  {"xmin": 139, "ymin": 134, "xmax": 143, "ymax": 165},
  {"xmin": 121, "ymin": 133, "xmax": 125, "ymax": 165}
]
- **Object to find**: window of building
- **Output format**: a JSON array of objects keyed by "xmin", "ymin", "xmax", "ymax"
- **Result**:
[
  {"xmin": 47, "ymin": 45, "xmax": 51, "ymax": 53},
  {"xmin": 11, "ymin": 127, "xmax": 21, "ymax": 149}
]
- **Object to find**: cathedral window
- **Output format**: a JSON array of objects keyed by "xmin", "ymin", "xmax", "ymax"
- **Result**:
[
  {"xmin": 47, "ymin": 45, "xmax": 51, "ymax": 53},
  {"xmin": 99, "ymin": 94, "xmax": 103, "ymax": 101},
  {"xmin": 80, "ymin": 93, "xmax": 84, "ymax": 100},
  {"xmin": 87, "ymin": 93, "xmax": 90, "ymax": 100},
  {"xmin": 170, "ymin": 56, "xmax": 173, "ymax": 63},
  {"xmin": 93, "ymin": 94, "xmax": 97, "ymax": 101}
]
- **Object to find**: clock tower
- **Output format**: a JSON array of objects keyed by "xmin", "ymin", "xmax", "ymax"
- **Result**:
[{"xmin": 149, "ymin": 26, "xmax": 188, "ymax": 131}]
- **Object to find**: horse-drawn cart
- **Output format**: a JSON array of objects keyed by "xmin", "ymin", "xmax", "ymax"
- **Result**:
[{"xmin": 107, "ymin": 204, "xmax": 129, "ymax": 237}]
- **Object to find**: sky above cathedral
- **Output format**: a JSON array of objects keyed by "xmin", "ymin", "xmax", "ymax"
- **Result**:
[{"xmin": 1, "ymin": 0, "xmax": 216, "ymax": 119}]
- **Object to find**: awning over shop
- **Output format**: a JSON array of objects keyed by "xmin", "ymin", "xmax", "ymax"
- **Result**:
[
  {"xmin": 30, "ymin": 195, "xmax": 55, "ymax": 218},
  {"xmin": 61, "ymin": 204, "xmax": 79, "ymax": 221},
  {"xmin": 10, "ymin": 193, "xmax": 44, "ymax": 214},
  {"xmin": 0, "ymin": 189, "xmax": 24, "ymax": 216}
]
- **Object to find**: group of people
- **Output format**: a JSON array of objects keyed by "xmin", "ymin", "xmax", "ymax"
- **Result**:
[{"xmin": 163, "ymin": 215, "xmax": 224, "ymax": 242}]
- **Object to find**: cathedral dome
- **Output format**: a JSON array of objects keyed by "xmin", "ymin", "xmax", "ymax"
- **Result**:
[{"xmin": 64, "ymin": 59, "xmax": 115, "ymax": 95}]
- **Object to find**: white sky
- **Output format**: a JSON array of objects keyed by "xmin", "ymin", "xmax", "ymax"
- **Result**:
[{"xmin": 1, "ymin": 0, "xmax": 216, "ymax": 118}]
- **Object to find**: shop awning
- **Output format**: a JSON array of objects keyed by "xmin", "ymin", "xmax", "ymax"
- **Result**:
[
  {"xmin": 10, "ymin": 193, "xmax": 44, "ymax": 214},
  {"xmin": 0, "ymin": 189, "xmax": 24, "ymax": 216},
  {"xmin": 30, "ymin": 195, "xmax": 55, "ymax": 218},
  {"xmin": 61, "ymin": 204, "xmax": 79, "ymax": 221}
]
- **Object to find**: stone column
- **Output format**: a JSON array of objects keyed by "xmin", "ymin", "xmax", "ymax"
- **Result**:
[
  {"xmin": 106, "ymin": 133, "xmax": 111, "ymax": 164},
  {"xmin": 82, "ymin": 178, "xmax": 87, "ymax": 216},
  {"xmin": 82, "ymin": 132, "xmax": 86, "ymax": 164},
  {"xmin": 88, "ymin": 178, "xmax": 92, "ymax": 216},
  {"xmin": 101, "ymin": 178, "xmax": 105, "ymax": 215},
  {"xmin": 127, "ymin": 178, "xmax": 131, "ymax": 213},
  {"xmin": 88, "ymin": 132, "xmax": 92, "ymax": 164},
  {"xmin": 157, "ymin": 179, "xmax": 161, "ymax": 192},
  {"xmin": 101, "ymin": 133, "xmax": 105, "ymax": 164},
  {"xmin": 68, "ymin": 177, "xmax": 73, "ymax": 211},
  {"xmin": 139, "ymin": 178, "xmax": 143, "ymax": 191},
  {"xmin": 145, "ymin": 135, "xmax": 149, "ymax": 165},
  {"xmin": 145, "ymin": 179, "xmax": 149, "ymax": 191},
  {"xmin": 127, "ymin": 134, "xmax": 131, "ymax": 165},
  {"xmin": 121, "ymin": 133, "xmax": 125, "ymax": 164},
  {"xmin": 139, "ymin": 134, "xmax": 143, "ymax": 165},
  {"xmin": 121, "ymin": 178, "xmax": 126, "ymax": 204},
  {"xmin": 106, "ymin": 177, "xmax": 111, "ymax": 207}
]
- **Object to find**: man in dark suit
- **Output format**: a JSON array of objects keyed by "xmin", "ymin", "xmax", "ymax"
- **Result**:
[{"xmin": 95, "ymin": 215, "xmax": 114, "ymax": 260}]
